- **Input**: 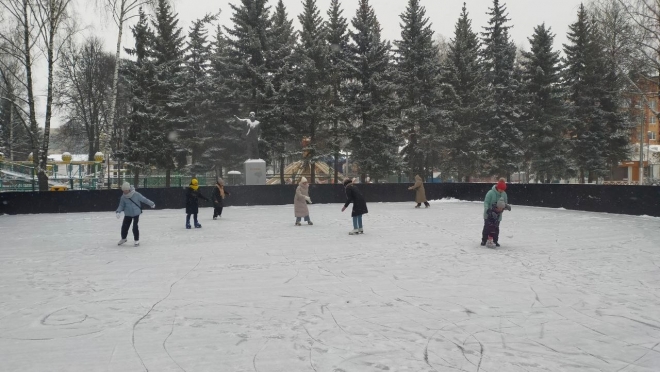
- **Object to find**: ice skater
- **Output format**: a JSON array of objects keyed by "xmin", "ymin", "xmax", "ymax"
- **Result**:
[
  {"xmin": 481, "ymin": 178, "xmax": 511, "ymax": 247},
  {"xmin": 294, "ymin": 177, "xmax": 313, "ymax": 226},
  {"xmin": 408, "ymin": 174, "xmax": 430, "ymax": 208},
  {"xmin": 212, "ymin": 178, "xmax": 230, "ymax": 220},
  {"xmin": 116, "ymin": 182, "xmax": 155, "ymax": 246},
  {"xmin": 341, "ymin": 178, "xmax": 368, "ymax": 235},
  {"xmin": 186, "ymin": 178, "xmax": 209, "ymax": 229}
]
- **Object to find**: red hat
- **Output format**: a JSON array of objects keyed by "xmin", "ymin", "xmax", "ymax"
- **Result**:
[{"xmin": 496, "ymin": 180, "xmax": 507, "ymax": 191}]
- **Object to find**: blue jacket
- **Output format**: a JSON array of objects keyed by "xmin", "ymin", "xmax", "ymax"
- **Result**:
[
  {"xmin": 116, "ymin": 189, "xmax": 155, "ymax": 217},
  {"xmin": 483, "ymin": 185, "xmax": 507, "ymax": 221}
]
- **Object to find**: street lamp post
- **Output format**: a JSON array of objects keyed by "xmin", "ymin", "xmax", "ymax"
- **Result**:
[
  {"xmin": 639, "ymin": 105, "xmax": 645, "ymax": 185},
  {"xmin": 648, "ymin": 131, "xmax": 653, "ymax": 182}
]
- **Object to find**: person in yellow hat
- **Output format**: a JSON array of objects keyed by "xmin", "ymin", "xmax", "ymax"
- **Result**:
[{"xmin": 185, "ymin": 178, "xmax": 209, "ymax": 229}]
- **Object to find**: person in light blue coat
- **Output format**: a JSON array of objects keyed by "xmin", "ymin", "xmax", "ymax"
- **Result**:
[{"xmin": 116, "ymin": 182, "xmax": 155, "ymax": 246}]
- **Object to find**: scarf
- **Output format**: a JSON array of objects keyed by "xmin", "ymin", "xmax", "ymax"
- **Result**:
[
  {"xmin": 122, "ymin": 190, "xmax": 136, "ymax": 198},
  {"xmin": 216, "ymin": 184, "xmax": 225, "ymax": 199},
  {"xmin": 190, "ymin": 184, "xmax": 199, "ymax": 191}
]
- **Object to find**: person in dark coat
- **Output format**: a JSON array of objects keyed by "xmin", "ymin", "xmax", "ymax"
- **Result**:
[
  {"xmin": 186, "ymin": 178, "xmax": 209, "ymax": 229},
  {"xmin": 212, "ymin": 178, "xmax": 230, "ymax": 220},
  {"xmin": 341, "ymin": 178, "xmax": 368, "ymax": 235}
]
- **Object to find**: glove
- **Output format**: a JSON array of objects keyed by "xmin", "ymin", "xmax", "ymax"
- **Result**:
[
  {"xmin": 151, "ymin": 204, "xmax": 156, "ymax": 209},
  {"xmin": 116, "ymin": 212, "xmax": 121, "ymax": 219},
  {"xmin": 305, "ymin": 196, "xmax": 312, "ymax": 204},
  {"xmin": 504, "ymin": 204, "xmax": 512, "ymax": 211}
]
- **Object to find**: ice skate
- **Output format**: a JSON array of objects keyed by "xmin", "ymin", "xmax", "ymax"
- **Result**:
[
  {"xmin": 295, "ymin": 222, "xmax": 301, "ymax": 226},
  {"xmin": 358, "ymin": 228, "xmax": 363, "ymax": 234},
  {"xmin": 117, "ymin": 239, "xmax": 127, "ymax": 246},
  {"xmin": 425, "ymin": 204, "xmax": 430, "ymax": 208},
  {"xmin": 186, "ymin": 224, "xmax": 191, "ymax": 229},
  {"xmin": 134, "ymin": 241, "xmax": 140, "ymax": 247},
  {"xmin": 194, "ymin": 223, "xmax": 202, "ymax": 228},
  {"xmin": 349, "ymin": 229, "xmax": 360, "ymax": 235},
  {"xmin": 415, "ymin": 205, "xmax": 420, "ymax": 208},
  {"xmin": 213, "ymin": 216, "xmax": 217, "ymax": 220},
  {"xmin": 495, "ymin": 242, "xmax": 500, "ymax": 247},
  {"xmin": 480, "ymin": 240, "xmax": 486, "ymax": 246},
  {"xmin": 307, "ymin": 221, "xmax": 313, "ymax": 225},
  {"xmin": 486, "ymin": 237, "xmax": 495, "ymax": 249}
]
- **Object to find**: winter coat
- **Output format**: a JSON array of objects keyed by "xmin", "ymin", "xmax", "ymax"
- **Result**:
[
  {"xmin": 409, "ymin": 175, "xmax": 427, "ymax": 203},
  {"xmin": 116, "ymin": 188, "xmax": 154, "ymax": 217},
  {"xmin": 483, "ymin": 185, "xmax": 508, "ymax": 221},
  {"xmin": 294, "ymin": 184, "xmax": 310, "ymax": 217},
  {"xmin": 186, "ymin": 187, "xmax": 209, "ymax": 214},
  {"xmin": 212, "ymin": 184, "xmax": 230, "ymax": 207},
  {"xmin": 344, "ymin": 184, "xmax": 368, "ymax": 217}
]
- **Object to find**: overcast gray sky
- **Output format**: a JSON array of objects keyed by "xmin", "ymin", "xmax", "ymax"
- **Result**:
[{"xmin": 79, "ymin": 0, "xmax": 583, "ymax": 58}]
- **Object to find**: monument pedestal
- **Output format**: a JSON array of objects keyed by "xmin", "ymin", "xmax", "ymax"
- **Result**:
[{"xmin": 244, "ymin": 159, "xmax": 266, "ymax": 185}]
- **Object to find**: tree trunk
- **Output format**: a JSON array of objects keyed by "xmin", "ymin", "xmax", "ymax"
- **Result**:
[
  {"xmin": 106, "ymin": 3, "xmax": 125, "ymax": 148},
  {"xmin": 279, "ymin": 156, "xmax": 285, "ymax": 184},
  {"xmin": 21, "ymin": 0, "xmax": 40, "ymax": 181},
  {"xmin": 133, "ymin": 167, "xmax": 140, "ymax": 187},
  {"xmin": 166, "ymin": 168, "xmax": 171, "ymax": 187},
  {"xmin": 334, "ymin": 151, "xmax": 339, "ymax": 184},
  {"xmin": 38, "ymin": 21, "xmax": 58, "ymax": 192}
]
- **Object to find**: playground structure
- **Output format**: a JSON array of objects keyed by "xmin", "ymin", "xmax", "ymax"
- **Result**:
[
  {"xmin": 0, "ymin": 152, "xmax": 111, "ymax": 192},
  {"xmin": 266, "ymin": 137, "xmax": 344, "ymax": 185}
]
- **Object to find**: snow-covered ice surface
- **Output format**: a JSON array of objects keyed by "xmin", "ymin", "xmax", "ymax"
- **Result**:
[{"xmin": 0, "ymin": 201, "xmax": 659, "ymax": 372}]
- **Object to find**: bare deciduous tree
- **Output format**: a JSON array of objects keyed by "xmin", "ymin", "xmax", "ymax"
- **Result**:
[
  {"xmin": 0, "ymin": 0, "xmax": 74, "ymax": 190},
  {"xmin": 95, "ymin": 0, "xmax": 156, "ymax": 157},
  {"xmin": 55, "ymin": 36, "xmax": 114, "ymax": 161}
]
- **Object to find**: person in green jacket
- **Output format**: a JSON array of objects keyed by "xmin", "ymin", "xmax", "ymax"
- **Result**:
[{"xmin": 481, "ymin": 178, "xmax": 511, "ymax": 247}]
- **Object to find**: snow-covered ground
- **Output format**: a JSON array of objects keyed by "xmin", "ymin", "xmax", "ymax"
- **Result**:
[{"xmin": 0, "ymin": 200, "xmax": 658, "ymax": 372}]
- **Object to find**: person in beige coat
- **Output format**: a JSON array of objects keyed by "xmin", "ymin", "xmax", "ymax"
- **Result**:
[
  {"xmin": 408, "ymin": 175, "xmax": 430, "ymax": 208},
  {"xmin": 294, "ymin": 177, "xmax": 313, "ymax": 225}
]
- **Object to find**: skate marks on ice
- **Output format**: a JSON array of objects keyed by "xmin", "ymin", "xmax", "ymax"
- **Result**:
[{"xmin": 0, "ymin": 203, "xmax": 659, "ymax": 371}]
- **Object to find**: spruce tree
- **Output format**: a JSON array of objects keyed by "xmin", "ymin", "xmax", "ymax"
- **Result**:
[
  {"xmin": 208, "ymin": 26, "xmax": 244, "ymax": 175},
  {"xmin": 325, "ymin": 0, "xmax": 350, "ymax": 183},
  {"xmin": 520, "ymin": 23, "xmax": 567, "ymax": 182},
  {"xmin": 181, "ymin": 15, "xmax": 217, "ymax": 174},
  {"xmin": 225, "ymin": 0, "xmax": 271, "ymax": 114},
  {"xmin": 122, "ymin": 7, "xmax": 160, "ymax": 185},
  {"xmin": 346, "ymin": 0, "xmax": 399, "ymax": 182},
  {"xmin": 394, "ymin": 0, "xmax": 443, "ymax": 179},
  {"xmin": 563, "ymin": 5, "xmax": 609, "ymax": 182},
  {"xmin": 261, "ymin": 0, "xmax": 297, "ymax": 183},
  {"xmin": 481, "ymin": 0, "xmax": 523, "ymax": 179},
  {"xmin": 291, "ymin": 0, "xmax": 329, "ymax": 183},
  {"xmin": 151, "ymin": 0, "xmax": 185, "ymax": 185},
  {"xmin": 441, "ymin": 3, "xmax": 484, "ymax": 182}
]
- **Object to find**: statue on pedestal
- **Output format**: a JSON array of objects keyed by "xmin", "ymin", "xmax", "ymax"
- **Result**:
[{"xmin": 234, "ymin": 112, "xmax": 261, "ymax": 159}]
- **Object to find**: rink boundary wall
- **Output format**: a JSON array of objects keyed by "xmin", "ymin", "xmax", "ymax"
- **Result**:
[{"xmin": 1, "ymin": 183, "xmax": 660, "ymax": 216}]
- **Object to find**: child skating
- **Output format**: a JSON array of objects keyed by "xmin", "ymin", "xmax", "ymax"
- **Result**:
[
  {"xmin": 341, "ymin": 178, "xmax": 368, "ymax": 235},
  {"xmin": 212, "ymin": 178, "xmax": 230, "ymax": 220},
  {"xmin": 294, "ymin": 177, "xmax": 313, "ymax": 226},
  {"xmin": 115, "ymin": 182, "xmax": 155, "ymax": 246},
  {"xmin": 186, "ymin": 178, "xmax": 209, "ymax": 229}
]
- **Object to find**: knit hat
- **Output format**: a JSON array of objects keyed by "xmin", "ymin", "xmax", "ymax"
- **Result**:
[
  {"xmin": 343, "ymin": 178, "xmax": 352, "ymax": 186},
  {"xmin": 191, "ymin": 178, "xmax": 199, "ymax": 186},
  {"xmin": 497, "ymin": 198, "xmax": 506, "ymax": 209},
  {"xmin": 217, "ymin": 178, "xmax": 224, "ymax": 185},
  {"xmin": 496, "ymin": 179, "xmax": 507, "ymax": 191},
  {"xmin": 121, "ymin": 182, "xmax": 131, "ymax": 191},
  {"xmin": 300, "ymin": 176, "xmax": 308, "ymax": 184}
]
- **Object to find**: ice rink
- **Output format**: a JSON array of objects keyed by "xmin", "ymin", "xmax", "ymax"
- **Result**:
[{"xmin": 0, "ymin": 200, "xmax": 658, "ymax": 371}]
